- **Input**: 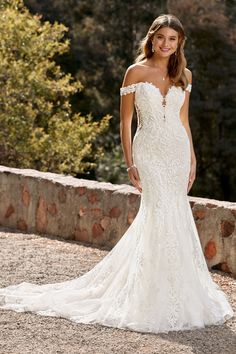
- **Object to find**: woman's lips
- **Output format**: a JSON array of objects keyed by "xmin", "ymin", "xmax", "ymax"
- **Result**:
[{"xmin": 160, "ymin": 47, "xmax": 170, "ymax": 52}]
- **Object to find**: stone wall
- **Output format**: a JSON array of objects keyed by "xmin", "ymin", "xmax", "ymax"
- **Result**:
[{"xmin": 0, "ymin": 165, "xmax": 235, "ymax": 277}]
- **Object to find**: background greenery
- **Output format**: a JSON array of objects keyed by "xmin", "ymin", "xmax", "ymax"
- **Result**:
[
  {"xmin": 0, "ymin": 0, "xmax": 110, "ymax": 175},
  {"xmin": 1, "ymin": 0, "xmax": 235, "ymax": 201}
]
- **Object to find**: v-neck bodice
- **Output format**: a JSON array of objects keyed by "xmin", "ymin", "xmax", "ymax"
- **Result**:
[{"xmin": 120, "ymin": 81, "xmax": 191, "ymax": 129}]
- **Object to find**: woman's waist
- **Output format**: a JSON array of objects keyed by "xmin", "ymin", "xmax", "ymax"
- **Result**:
[{"xmin": 133, "ymin": 121, "xmax": 188, "ymax": 141}]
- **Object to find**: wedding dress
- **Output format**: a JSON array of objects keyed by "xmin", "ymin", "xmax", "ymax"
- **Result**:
[{"xmin": 0, "ymin": 81, "xmax": 234, "ymax": 334}]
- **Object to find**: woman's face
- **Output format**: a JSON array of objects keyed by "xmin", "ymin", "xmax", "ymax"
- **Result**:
[{"xmin": 152, "ymin": 27, "xmax": 179, "ymax": 57}]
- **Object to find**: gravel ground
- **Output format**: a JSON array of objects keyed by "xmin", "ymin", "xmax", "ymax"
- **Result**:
[{"xmin": 0, "ymin": 228, "xmax": 235, "ymax": 354}]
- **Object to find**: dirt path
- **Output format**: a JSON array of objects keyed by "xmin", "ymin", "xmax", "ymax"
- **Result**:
[{"xmin": 0, "ymin": 229, "xmax": 235, "ymax": 354}]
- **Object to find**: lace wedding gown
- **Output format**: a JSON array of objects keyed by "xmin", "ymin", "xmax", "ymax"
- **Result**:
[{"xmin": 0, "ymin": 82, "xmax": 234, "ymax": 334}]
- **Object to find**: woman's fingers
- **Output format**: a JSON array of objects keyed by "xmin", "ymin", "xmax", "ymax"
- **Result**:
[
  {"xmin": 133, "ymin": 168, "xmax": 142, "ymax": 192},
  {"xmin": 133, "ymin": 168, "xmax": 141, "ymax": 183},
  {"xmin": 131, "ymin": 175, "xmax": 142, "ymax": 192},
  {"xmin": 187, "ymin": 172, "xmax": 196, "ymax": 193},
  {"xmin": 187, "ymin": 161, "xmax": 197, "ymax": 193},
  {"xmin": 134, "ymin": 167, "xmax": 140, "ymax": 180},
  {"xmin": 187, "ymin": 181, "xmax": 193, "ymax": 193},
  {"xmin": 128, "ymin": 167, "xmax": 142, "ymax": 192}
]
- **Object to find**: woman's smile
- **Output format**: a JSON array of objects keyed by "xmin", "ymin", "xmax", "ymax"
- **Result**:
[{"xmin": 160, "ymin": 47, "xmax": 171, "ymax": 52}]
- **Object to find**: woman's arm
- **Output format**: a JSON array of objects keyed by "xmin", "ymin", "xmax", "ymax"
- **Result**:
[
  {"xmin": 180, "ymin": 68, "xmax": 197, "ymax": 192},
  {"xmin": 120, "ymin": 65, "xmax": 142, "ymax": 192},
  {"xmin": 120, "ymin": 67, "xmax": 136, "ymax": 168}
]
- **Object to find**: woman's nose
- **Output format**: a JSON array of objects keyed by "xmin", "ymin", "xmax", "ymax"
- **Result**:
[{"xmin": 163, "ymin": 38, "xmax": 168, "ymax": 46}]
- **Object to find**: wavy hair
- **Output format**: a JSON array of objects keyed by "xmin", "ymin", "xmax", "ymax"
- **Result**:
[{"xmin": 135, "ymin": 14, "xmax": 188, "ymax": 89}]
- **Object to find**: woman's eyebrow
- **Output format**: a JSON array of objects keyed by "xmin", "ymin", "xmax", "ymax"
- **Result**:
[
  {"xmin": 157, "ymin": 34, "xmax": 177, "ymax": 39},
  {"xmin": 156, "ymin": 34, "xmax": 177, "ymax": 39}
]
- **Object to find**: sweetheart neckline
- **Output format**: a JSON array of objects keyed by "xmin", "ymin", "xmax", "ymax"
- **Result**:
[
  {"xmin": 119, "ymin": 82, "xmax": 189, "ymax": 98},
  {"xmin": 136, "ymin": 81, "xmax": 180, "ymax": 98}
]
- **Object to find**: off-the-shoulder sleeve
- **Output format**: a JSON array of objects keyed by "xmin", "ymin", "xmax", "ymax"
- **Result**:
[
  {"xmin": 120, "ymin": 83, "xmax": 137, "ymax": 96},
  {"xmin": 185, "ymin": 83, "xmax": 192, "ymax": 93}
]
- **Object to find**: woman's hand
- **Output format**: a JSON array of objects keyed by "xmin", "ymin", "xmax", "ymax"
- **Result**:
[
  {"xmin": 187, "ymin": 159, "xmax": 196, "ymax": 193},
  {"xmin": 128, "ymin": 166, "xmax": 142, "ymax": 193}
]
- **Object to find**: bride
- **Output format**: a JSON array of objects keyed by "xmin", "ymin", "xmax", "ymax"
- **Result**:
[{"xmin": 0, "ymin": 14, "xmax": 234, "ymax": 334}]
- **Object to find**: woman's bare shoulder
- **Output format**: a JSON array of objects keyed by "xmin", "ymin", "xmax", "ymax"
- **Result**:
[
  {"xmin": 122, "ymin": 62, "xmax": 147, "ymax": 86},
  {"xmin": 184, "ymin": 68, "xmax": 192, "ymax": 83}
]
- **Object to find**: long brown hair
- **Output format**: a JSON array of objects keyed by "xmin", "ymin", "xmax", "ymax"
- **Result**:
[{"xmin": 135, "ymin": 14, "xmax": 188, "ymax": 89}]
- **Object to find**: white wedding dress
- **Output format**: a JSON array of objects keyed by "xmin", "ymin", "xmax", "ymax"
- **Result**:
[{"xmin": 0, "ymin": 82, "xmax": 234, "ymax": 334}]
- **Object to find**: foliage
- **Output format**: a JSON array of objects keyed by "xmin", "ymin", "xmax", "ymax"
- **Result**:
[
  {"xmin": 8, "ymin": 0, "xmax": 236, "ymax": 200},
  {"xmin": 0, "ymin": 0, "xmax": 110, "ymax": 175}
]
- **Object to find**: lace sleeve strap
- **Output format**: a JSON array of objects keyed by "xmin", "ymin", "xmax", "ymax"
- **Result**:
[
  {"xmin": 185, "ymin": 83, "xmax": 192, "ymax": 93},
  {"xmin": 120, "ymin": 83, "xmax": 137, "ymax": 96}
]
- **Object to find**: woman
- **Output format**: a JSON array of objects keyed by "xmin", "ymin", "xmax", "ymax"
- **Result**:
[{"xmin": 0, "ymin": 14, "xmax": 234, "ymax": 334}]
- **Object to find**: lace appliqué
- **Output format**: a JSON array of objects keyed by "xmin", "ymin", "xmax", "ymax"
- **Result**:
[{"xmin": 120, "ymin": 84, "xmax": 137, "ymax": 96}]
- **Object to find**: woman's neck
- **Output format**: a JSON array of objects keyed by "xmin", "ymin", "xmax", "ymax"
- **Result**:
[{"xmin": 148, "ymin": 55, "xmax": 169, "ymax": 70}]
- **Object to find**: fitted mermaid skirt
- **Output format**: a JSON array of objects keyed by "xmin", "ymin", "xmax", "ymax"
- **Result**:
[{"xmin": 0, "ymin": 82, "xmax": 234, "ymax": 333}]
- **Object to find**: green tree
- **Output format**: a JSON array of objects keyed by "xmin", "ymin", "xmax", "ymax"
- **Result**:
[{"xmin": 0, "ymin": 0, "xmax": 110, "ymax": 175}]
